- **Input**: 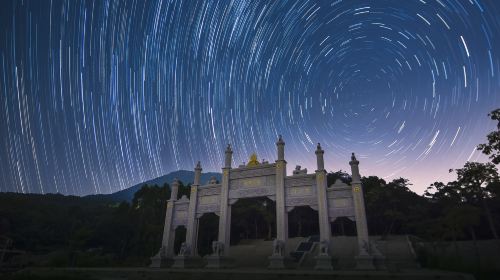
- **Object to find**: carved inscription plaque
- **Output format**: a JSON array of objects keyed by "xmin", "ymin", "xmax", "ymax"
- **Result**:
[
  {"xmin": 174, "ymin": 211, "xmax": 187, "ymax": 219},
  {"xmin": 286, "ymin": 186, "xmax": 313, "ymax": 196},
  {"xmin": 231, "ymin": 175, "xmax": 275, "ymax": 189},
  {"xmin": 199, "ymin": 195, "xmax": 219, "ymax": 205},
  {"xmin": 330, "ymin": 198, "xmax": 352, "ymax": 208},
  {"xmin": 173, "ymin": 210, "xmax": 188, "ymax": 226}
]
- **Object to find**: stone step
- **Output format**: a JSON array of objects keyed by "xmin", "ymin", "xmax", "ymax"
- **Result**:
[{"xmin": 226, "ymin": 235, "xmax": 420, "ymax": 270}]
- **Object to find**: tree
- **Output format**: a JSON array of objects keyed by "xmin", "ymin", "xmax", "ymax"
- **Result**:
[
  {"xmin": 361, "ymin": 176, "xmax": 387, "ymax": 195},
  {"xmin": 451, "ymin": 162, "xmax": 500, "ymax": 239},
  {"xmin": 441, "ymin": 204, "xmax": 481, "ymax": 255},
  {"xmin": 424, "ymin": 181, "xmax": 461, "ymax": 207},
  {"xmin": 362, "ymin": 176, "xmax": 427, "ymax": 237},
  {"xmin": 478, "ymin": 108, "xmax": 500, "ymax": 164}
]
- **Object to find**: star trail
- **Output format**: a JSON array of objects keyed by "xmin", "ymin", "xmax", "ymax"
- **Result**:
[{"xmin": 1, "ymin": 0, "xmax": 499, "ymax": 195}]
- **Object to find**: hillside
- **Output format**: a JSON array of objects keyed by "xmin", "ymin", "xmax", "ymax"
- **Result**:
[{"xmin": 86, "ymin": 170, "xmax": 222, "ymax": 202}]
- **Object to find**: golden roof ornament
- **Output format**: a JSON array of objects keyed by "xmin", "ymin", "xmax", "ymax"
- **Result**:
[{"xmin": 247, "ymin": 153, "xmax": 260, "ymax": 166}]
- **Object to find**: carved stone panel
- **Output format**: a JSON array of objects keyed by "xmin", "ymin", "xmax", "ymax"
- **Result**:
[
  {"xmin": 327, "ymin": 183, "xmax": 355, "ymax": 220},
  {"xmin": 230, "ymin": 175, "xmax": 276, "ymax": 190},
  {"xmin": 228, "ymin": 174, "xmax": 276, "ymax": 199},
  {"xmin": 328, "ymin": 207, "xmax": 355, "ymax": 221},
  {"xmin": 199, "ymin": 195, "xmax": 219, "ymax": 205},
  {"xmin": 173, "ymin": 210, "xmax": 188, "ymax": 227},
  {"xmin": 329, "ymin": 197, "xmax": 352, "ymax": 208},
  {"xmin": 327, "ymin": 189, "xmax": 353, "ymax": 199},
  {"xmin": 174, "ymin": 202, "xmax": 189, "ymax": 211},
  {"xmin": 198, "ymin": 186, "xmax": 221, "ymax": 197},
  {"xmin": 286, "ymin": 185, "xmax": 313, "ymax": 197},
  {"xmin": 284, "ymin": 175, "xmax": 316, "ymax": 188},
  {"xmin": 328, "ymin": 196, "xmax": 355, "ymax": 220},
  {"xmin": 229, "ymin": 165, "xmax": 276, "ymax": 180},
  {"xmin": 285, "ymin": 196, "xmax": 318, "ymax": 210},
  {"xmin": 229, "ymin": 186, "xmax": 275, "ymax": 199},
  {"xmin": 196, "ymin": 204, "xmax": 220, "ymax": 217}
]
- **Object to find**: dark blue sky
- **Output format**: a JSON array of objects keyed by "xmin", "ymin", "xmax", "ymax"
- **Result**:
[{"xmin": 1, "ymin": 0, "xmax": 499, "ymax": 195}]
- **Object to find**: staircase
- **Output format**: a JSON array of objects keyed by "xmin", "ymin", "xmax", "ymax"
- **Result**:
[
  {"xmin": 227, "ymin": 235, "xmax": 420, "ymax": 270},
  {"xmin": 289, "ymin": 235, "xmax": 318, "ymax": 267}
]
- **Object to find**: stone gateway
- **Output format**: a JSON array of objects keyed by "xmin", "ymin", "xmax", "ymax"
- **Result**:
[{"xmin": 151, "ymin": 136, "xmax": 380, "ymax": 270}]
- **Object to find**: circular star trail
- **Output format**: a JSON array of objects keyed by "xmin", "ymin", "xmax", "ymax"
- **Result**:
[{"xmin": 1, "ymin": 0, "xmax": 499, "ymax": 195}]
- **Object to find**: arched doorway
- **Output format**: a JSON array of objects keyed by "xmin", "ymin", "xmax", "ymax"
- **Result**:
[
  {"xmin": 197, "ymin": 213, "xmax": 219, "ymax": 256},
  {"xmin": 173, "ymin": 226, "xmax": 187, "ymax": 255},
  {"xmin": 230, "ymin": 197, "xmax": 276, "ymax": 245},
  {"xmin": 288, "ymin": 206, "xmax": 319, "ymax": 238},
  {"xmin": 331, "ymin": 217, "xmax": 356, "ymax": 236}
]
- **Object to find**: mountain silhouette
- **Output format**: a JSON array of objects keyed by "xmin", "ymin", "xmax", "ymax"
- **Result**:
[{"xmin": 85, "ymin": 170, "xmax": 221, "ymax": 202}]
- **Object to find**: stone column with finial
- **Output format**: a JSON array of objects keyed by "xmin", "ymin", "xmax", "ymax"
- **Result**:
[
  {"xmin": 315, "ymin": 143, "xmax": 331, "ymax": 243},
  {"xmin": 313, "ymin": 143, "xmax": 333, "ymax": 270},
  {"xmin": 268, "ymin": 135, "xmax": 288, "ymax": 269},
  {"xmin": 218, "ymin": 144, "xmax": 232, "ymax": 256},
  {"xmin": 153, "ymin": 178, "xmax": 179, "ymax": 266},
  {"xmin": 164, "ymin": 178, "xmax": 180, "ymax": 257},
  {"xmin": 185, "ymin": 162, "xmax": 202, "ymax": 256},
  {"xmin": 350, "ymin": 153, "xmax": 376, "ymax": 270},
  {"xmin": 275, "ymin": 135, "xmax": 288, "ymax": 242}
]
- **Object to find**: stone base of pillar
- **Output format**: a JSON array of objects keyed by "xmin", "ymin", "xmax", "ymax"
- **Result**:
[
  {"xmin": 267, "ymin": 255, "xmax": 287, "ymax": 269},
  {"xmin": 150, "ymin": 248, "xmax": 174, "ymax": 268},
  {"xmin": 150, "ymin": 250, "xmax": 162, "ymax": 268},
  {"xmin": 355, "ymin": 254, "xmax": 376, "ymax": 270},
  {"xmin": 150, "ymin": 255, "xmax": 173, "ymax": 268},
  {"xmin": 204, "ymin": 255, "xmax": 234, "ymax": 269},
  {"xmin": 314, "ymin": 255, "xmax": 333, "ymax": 270},
  {"xmin": 172, "ymin": 255, "xmax": 203, "ymax": 268}
]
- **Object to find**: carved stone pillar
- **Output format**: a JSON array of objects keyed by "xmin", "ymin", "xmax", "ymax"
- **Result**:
[
  {"xmin": 151, "ymin": 179, "xmax": 179, "ymax": 267},
  {"xmin": 185, "ymin": 162, "xmax": 202, "ymax": 256},
  {"xmin": 275, "ymin": 136, "xmax": 288, "ymax": 242},
  {"xmin": 164, "ymin": 179, "xmax": 180, "ymax": 256},
  {"xmin": 268, "ymin": 136, "xmax": 288, "ymax": 269},
  {"xmin": 350, "ymin": 153, "xmax": 376, "ymax": 270},
  {"xmin": 162, "ymin": 201, "xmax": 175, "ymax": 258},
  {"xmin": 314, "ymin": 143, "xmax": 333, "ymax": 270},
  {"xmin": 171, "ymin": 178, "xmax": 179, "ymax": 201},
  {"xmin": 315, "ymin": 143, "xmax": 331, "ymax": 243},
  {"xmin": 218, "ymin": 144, "xmax": 232, "ymax": 256}
]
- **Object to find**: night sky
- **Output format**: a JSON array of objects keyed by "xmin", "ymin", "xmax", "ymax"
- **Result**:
[{"xmin": 1, "ymin": 0, "xmax": 499, "ymax": 195}]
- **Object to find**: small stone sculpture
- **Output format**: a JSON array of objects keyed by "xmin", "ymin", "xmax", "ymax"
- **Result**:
[
  {"xmin": 272, "ymin": 239, "xmax": 284, "ymax": 256},
  {"xmin": 179, "ymin": 242, "xmax": 191, "ymax": 256},
  {"xmin": 319, "ymin": 240, "xmax": 329, "ymax": 256},
  {"xmin": 211, "ymin": 241, "xmax": 224, "ymax": 256},
  {"xmin": 208, "ymin": 176, "xmax": 218, "ymax": 184},
  {"xmin": 360, "ymin": 240, "xmax": 370, "ymax": 255}
]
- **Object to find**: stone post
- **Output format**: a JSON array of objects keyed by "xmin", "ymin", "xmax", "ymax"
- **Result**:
[
  {"xmin": 269, "ymin": 135, "xmax": 288, "ymax": 269},
  {"xmin": 350, "ymin": 153, "xmax": 375, "ymax": 270},
  {"xmin": 171, "ymin": 178, "xmax": 179, "ymax": 201},
  {"xmin": 315, "ymin": 143, "xmax": 331, "ymax": 243},
  {"xmin": 185, "ymin": 162, "xmax": 202, "ymax": 256},
  {"xmin": 314, "ymin": 143, "xmax": 333, "ymax": 270},
  {"xmin": 218, "ymin": 144, "xmax": 232, "ymax": 256},
  {"xmin": 161, "ymin": 202, "xmax": 175, "ymax": 258},
  {"xmin": 225, "ymin": 144, "xmax": 232, "ymax": 168},
  {"xmin": 275, "ymin": 135, "xmax": 288, "ymax": 242},
  {"xmin": 151, "ymin": 178, "xmax": 179, "ymax": 267},
  {"xmin": 316, "ymin": 143, "xmax": 325, "ymax": 171},
  {"xmin": 163, "ymin": 178, "xmax": 180, "ymax": 257}
]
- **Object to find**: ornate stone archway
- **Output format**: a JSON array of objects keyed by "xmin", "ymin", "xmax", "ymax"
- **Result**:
[{"xmin": 151, "ymin": 136, "xmax": 380, "ymax": 270}]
